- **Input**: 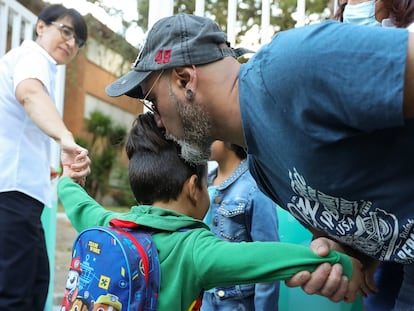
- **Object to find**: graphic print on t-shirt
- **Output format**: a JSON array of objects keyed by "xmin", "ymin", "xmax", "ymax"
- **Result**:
[{"xmin": 286, "ymin": 167, "xmax": 414, "ymax": 263}]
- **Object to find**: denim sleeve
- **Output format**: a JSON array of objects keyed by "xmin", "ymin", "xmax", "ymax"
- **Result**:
[
  {"xmin": 254, "ymin": 282, "xmax": 280, "ymax": 309},
  {"xmin": 248, "ymin": 189, "xmax": 281, "ymax": 308},
  {"xmin": 248, "ymin": 189, "xmax": 280, "ymax": 242}
]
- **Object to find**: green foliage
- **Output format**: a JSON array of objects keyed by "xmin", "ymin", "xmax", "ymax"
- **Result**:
[
  {"xmin": 110, "ymin": 166, "xmax": 138, "ymax": 206},
  {"xmin": 78, "ymin": 110, "xmax": 127, "ymax": 203},
  {"xmin": 145, "ymin": 0, "xmax": 328, "ymax": 33},
  {"xmin": 86, "ymin": 0, "xmax": 331, "ymax": 48},
  {"xmin": 188, "ymin": 0, "xmax": 330, "ymax": 40}
]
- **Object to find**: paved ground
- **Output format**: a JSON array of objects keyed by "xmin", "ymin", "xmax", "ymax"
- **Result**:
[{"xmin": 53, "ymin": 213, "xmax": 78, "ymax": 308}]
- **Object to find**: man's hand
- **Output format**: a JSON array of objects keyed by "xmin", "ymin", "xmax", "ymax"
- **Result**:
[{"xmin": 285, "ymin": 237, "xmax": 371, "ymax": 303}]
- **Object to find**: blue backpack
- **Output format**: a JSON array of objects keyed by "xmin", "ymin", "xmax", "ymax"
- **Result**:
[{"xmin": 60, "ymin": 218, "xmax": 160, "ymax": 311}]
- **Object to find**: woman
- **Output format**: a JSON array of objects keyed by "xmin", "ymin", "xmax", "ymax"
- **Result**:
[
  {"xmin": 0, "ymin": 4, "xmax": 90, "ymax": 310},
  {"xmin": 335, "ymin": 0, "xmax": 414, "ymax": 30}
]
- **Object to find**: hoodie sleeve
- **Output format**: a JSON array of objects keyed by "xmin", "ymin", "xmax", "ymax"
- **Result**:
[
  {"xmin": 192, "ymin": 231, "xmax": 352, "ymax": 290},
  {"xmin": 57, "ymin": 176, "xmax": 122, "ymax": 232}
]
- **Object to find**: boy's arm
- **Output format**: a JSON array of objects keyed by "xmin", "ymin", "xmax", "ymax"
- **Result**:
[
  {"xmin": 194, "ymin": 231, "xmax": 355, "ymax": 295},
  {"xmin": 57, "ymin": 176, "xmax": 120, "ymax": 232}
]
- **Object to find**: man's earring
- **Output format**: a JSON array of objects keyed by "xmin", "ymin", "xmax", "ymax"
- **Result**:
[{"xmin": 185, "ymin": 88, "xmax": 194, "ymax": 100}]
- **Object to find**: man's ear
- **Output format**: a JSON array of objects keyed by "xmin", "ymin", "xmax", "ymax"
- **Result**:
[{"xmin": 172, "ymin": 65, "xmax": 198, "ymax": 92}]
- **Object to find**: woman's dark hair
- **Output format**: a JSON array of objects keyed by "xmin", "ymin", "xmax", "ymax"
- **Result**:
[
  {"xmin": 38, "ymin": 4, "xmax": 87, "ymax": 46},
  {"xmin": 126, "ymin": 112, "xmax": 207, "ymax": 205},
  {"xmin": 334, "ymin": 0, "xmax": 348, "ymax": 22},
  {"xmin": 390, "ymin": 0, "xmax": 414, "ymax": 28},
  {"xmin": 334, "ymin": 0, "xmax": 414, "ymax": 27}
]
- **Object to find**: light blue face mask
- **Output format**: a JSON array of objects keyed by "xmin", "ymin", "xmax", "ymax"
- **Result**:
[{"xmin": 343, "ymin": 0, "xmax": 381, "ymax": 27}]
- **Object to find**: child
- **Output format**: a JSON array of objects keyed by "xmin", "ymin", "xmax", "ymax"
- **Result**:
[
  {"xmin": 58, "ymin": 112, "xmax": 358, "ymax": 311},
  {"xmin": 202, "ymin": 141, "xmax": 280, "ymax": 310}
]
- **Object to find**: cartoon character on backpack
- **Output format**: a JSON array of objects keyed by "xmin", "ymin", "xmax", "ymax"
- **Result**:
[
  {"xmin": 91, "ymin": 293, "xmax": 122, "ymax": 311},
  {"xmin": 61, "ymin": 257, "xmax": 82, "ymax": 311},
  {"xmin": 70, "ymin": 296, "xmax": 90, "ymax": 311},
  {"xmin": 62, "ymin": 222, "xmax": 160, "ymax": 311}
]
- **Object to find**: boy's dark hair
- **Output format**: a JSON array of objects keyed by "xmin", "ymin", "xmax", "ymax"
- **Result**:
[
  {"xmin": 38, "ymin": 4, "xmax": 88, "ymax": 44},
  {"xmin": 126, "ymin": 113, "xmax": 207, "ymax": 205}
]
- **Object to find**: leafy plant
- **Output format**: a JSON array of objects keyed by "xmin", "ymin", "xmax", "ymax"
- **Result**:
[{"xmin": 77, "ymin": 110, "xmax": 127, "ymax": 203}]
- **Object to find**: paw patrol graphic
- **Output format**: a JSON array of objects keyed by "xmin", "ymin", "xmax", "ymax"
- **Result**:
[
  {"xmin": 61, "ymin": 257, "xmax": 82, "ymax": 311},
  {"xmin": 91, "ymin": 293, "xmax": 122, "ymax": 311},
  {"xmin": 69, "ymin": 296, "xmax": 90, "ymax": 311}
]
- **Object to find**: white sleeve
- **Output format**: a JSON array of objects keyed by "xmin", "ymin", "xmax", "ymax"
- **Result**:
[{"xmin": 13, "ymin": 51, "xmax": 51, "ymax": 95}]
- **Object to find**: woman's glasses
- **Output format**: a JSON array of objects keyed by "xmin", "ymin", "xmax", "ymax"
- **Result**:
[{"xmin": 51, "ymin": 22, "xmax": 85, "ymax": 49}]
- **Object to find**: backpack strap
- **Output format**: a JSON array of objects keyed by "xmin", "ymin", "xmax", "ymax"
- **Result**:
[
  {"xmin": 115, "ymin": 229, "xmax": 151, "ymax": 286},
  {"xmin": 188, "ymin": 292, "xmax": 203, "ymax": 311},
  {"xmin": 109, "ymin": 218, "xmax": 151, "ymax": 286},
  {"xmin": 109, "ymin": 218, "xmax": 141, "ymax": 228}
]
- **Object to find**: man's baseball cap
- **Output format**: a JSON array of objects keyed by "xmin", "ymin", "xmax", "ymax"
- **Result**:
[{"xmin": 105, "ymin": 13, "xmax": 252, "ymax": 99}]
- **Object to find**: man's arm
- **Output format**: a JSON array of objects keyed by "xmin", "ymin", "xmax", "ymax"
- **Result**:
[{"xmin": 404, "ymin": 33, "xmax": 414, "ymax": 118}]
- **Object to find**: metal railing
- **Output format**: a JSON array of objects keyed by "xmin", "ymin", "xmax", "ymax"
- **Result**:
[{"xmin": 0, "ymin": 0, "xmax": 37, "ymax": 55}]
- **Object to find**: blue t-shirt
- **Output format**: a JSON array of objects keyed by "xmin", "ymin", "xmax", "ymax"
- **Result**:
[{"xmin": 239, "ymin": 21, "xmax": 413, "ymax": 263}]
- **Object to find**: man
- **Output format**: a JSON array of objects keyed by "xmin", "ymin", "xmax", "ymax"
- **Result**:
[
  {"xmin": 106, "ymin": 13, "xmax": 414, "ymax": 310},
  {"xmin": 58, "ymin": 112, "xmax": 354, "ymax": 311}
]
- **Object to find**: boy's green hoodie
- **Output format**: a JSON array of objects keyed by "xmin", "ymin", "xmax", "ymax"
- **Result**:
[{"xmin": 58, "ymin": 176, "xmax": 353, "ymax": 311}]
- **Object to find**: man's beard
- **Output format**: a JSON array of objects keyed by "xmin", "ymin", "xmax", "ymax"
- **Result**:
[{"xmin": 165, "ymin": 88, "xmax": 213, "ymax": 164}]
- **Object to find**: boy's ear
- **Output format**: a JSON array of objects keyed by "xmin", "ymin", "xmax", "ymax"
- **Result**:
[{"xmin": 186, "ymin": 174, "xmax": 199, "ymax": 207}]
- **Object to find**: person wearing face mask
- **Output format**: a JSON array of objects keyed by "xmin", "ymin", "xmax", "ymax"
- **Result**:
[
  {"xmin": 0, "ymin": 4, "xmax": 90, "ymax": 310},
  {"xmin": 335, "ymin": 0, "xmax": 414, "ymax": 31}
]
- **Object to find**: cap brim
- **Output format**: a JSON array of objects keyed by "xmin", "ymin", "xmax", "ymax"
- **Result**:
[{"xmin": 105, "ymin": 70, "xmax": 152, "ymax": 98}]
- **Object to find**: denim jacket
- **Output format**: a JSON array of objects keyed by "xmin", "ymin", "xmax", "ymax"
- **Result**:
[{"xmin": 202, "ymin": 160, "xmax": 280, "ymax": 310}]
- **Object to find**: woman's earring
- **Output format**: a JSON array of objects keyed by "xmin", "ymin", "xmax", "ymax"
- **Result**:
[{"xmin": 185, "ymin": 88, "xmax": 194, "ymax": 100}]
